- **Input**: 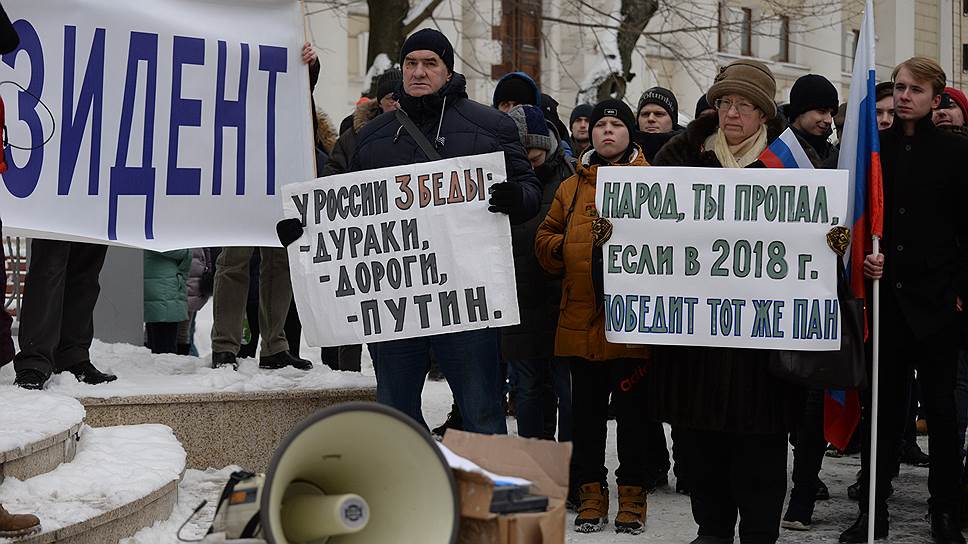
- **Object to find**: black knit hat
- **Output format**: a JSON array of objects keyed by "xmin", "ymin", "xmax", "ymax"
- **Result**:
[
  {"xmin": 637, "ymin": 86, "xmax": 678, "ymax": 120},
  {"xmin": 788, "ymin": 74, "xmax": 839, "ymax": 121},
  {"xmin": 590, "ymin": 99, "xmax": 636, "ymax": 134},
  {"xmin": 570, "ymin": 104, "xmax": 593, "ymax": 125},
  {"xmin": 376, "ymin": 68, "xmax": 402, "ymax": 100},
  {"xmin": 399, "ymin": 28, "xmax": 454, "ymax": 73},
  {"xmin": 695, "ymin": 94, "xmax": 713, "ymax": 118}
]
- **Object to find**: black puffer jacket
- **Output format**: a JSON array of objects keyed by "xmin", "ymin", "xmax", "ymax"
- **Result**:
[
  {"xmin": 324, "ymin": 99, "xmax": 382, "ymax": 176},
  {"xmin": 350, "ymin": 73, "xmax": 541, "ymax": 223},
  {"xmin": 502, "ymin": 141, "xmax": 577, "ymax": 360},
  {"xmin": 647, "ymin": 112, "xmax": 818, "ymax": 435}
]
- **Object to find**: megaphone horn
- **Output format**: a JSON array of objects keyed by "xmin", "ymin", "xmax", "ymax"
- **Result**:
[{"xmin": 261, "ymin": 402, "xmax": 459, "ymax": 544}]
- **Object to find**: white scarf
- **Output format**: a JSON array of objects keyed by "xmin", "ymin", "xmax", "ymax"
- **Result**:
[{"xmin": 705, "ymin": 125, "xmax": 768, "ymax": 168}]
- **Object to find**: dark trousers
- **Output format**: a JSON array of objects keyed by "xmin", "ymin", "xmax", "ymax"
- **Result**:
[
  {"xmin": 14, "ymin": 239, "xmax": 107, "ymax": 375},
  {"xmin": 510, "ymin": 357, "xmax": 572, "ymax": 441},
  {"xmin": 789, "ymin": 389, "xmax": 826, "ymax": 512},
  {"xmin": 859, "ymin": 305, "xmax": 962, "ymax": 514},
  {"xmin": 1, "ymin": 224, "xmax": 14, "ymax": 366},
  {"xmin": 374, "ymin": 328, "xmax": 506, "ymax": 434},
  {"xmin": 645, "ymin": 420, "xmax": 671, "ymax": 482},
  {"xmin": 145, "ymin": 322, "xmax": 179, "ymax": 354},
  {"xmin": 683, "ymin": 429, "xmax": 788, "ymax": 544},
  {"xmin": 569, "ymin": 357, "xmax": 648, "ymax": 487}
]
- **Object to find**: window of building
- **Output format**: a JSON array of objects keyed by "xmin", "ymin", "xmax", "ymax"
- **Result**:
[
  {"xmin": 963, "ymin": 44, "xmax": 968, "ymax": 71},
  {"xmin": 778, "ymin": 16, "xmax": 790, "ymax": 63},
  {"xmin": 741, "ymin": 8, "xmax": 753, "ymax": 57},
  {"xmin": 843, "ymin": 29, "xmax": 859, "ymax": 72},
  {"xmin": 491, "ymin": 0, "xmax": 542, "ymax": 84}
]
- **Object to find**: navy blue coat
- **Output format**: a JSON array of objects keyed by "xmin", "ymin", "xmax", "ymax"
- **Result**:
[{"xmin": 349, "ymin": 73, "xmax": 541, "ymax": 223}]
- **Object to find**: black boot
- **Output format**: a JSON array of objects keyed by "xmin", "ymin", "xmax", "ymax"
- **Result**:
[
  {"xmin": 65, "ymin": 361, "xmax": 117, "ymax": 385},
  {"xmin": 839, "ymin": 511, "xmax": 888, "ymax": 542},
  {"xmin": 899, "ymin": 442, "xmax": 930, "ymax": 467},
  {"xmin": 212, "ymin": 351, "xmax": 238, "ymax": 370},
  {"xmin": 815, "ymin": 478, "xmax": 830, "ymax": 500},
  {"xmin": 930, "ymin": 511, "xmax": 966, "ymax": 544},
  {"xmin": 432, "ymin": 404, "xmax": 463, "ymax": 437},
  {"xmin": 259, "ymin": 351, "xmax": 312, "ymax": 370},
  {"xmin": 14, "ymin": 369, "xmax": 47, "ymax": 390}
]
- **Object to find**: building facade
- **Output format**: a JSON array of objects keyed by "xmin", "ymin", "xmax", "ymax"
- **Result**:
[{"xmin": 307, "ymin": 0, "xmax": 968, "ymax": 128}]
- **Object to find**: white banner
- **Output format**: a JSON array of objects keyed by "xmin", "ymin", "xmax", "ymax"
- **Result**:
[
  {"xmin": 596, "ymin": 167, "xmax": 849, "ymax": 351},
  {"xmin": 284, "ymin": 152, "xmax": 521, "ymax": 347},
  {"xmin": 0, "ymin": 0, "xmax": 314, "ymax": 251}
]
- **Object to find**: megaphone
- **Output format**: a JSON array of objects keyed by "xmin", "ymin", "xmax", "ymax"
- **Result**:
[{"xmin": 259, "ymin": 402, "xmax": 459, "ymax": 543}]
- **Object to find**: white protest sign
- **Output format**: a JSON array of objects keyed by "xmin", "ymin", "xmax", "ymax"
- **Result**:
[
  {"xmin": 596, "ymin": 167, "xmax": 849, "ymax": 351},
  {"xmin": 284, "ymin": 152, "xmax": 521, "ymax": 347},
  {"xmin": 0, "ymin": 0, "xmax": 314, "ymax": 251}
]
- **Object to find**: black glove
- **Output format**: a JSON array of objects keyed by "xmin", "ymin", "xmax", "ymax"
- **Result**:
[
  {"xmin": 276, "ymin": 218, "xmax": 304, "ymax": 247},
  {"xmin": 487, "ymin": 182, "xmax": 524, "ymax": 216}
]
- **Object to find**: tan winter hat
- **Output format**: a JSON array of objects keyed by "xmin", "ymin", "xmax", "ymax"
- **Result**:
[{"xmin": 706, "ymin": 59, "xmax": 777, "ymax": 119}]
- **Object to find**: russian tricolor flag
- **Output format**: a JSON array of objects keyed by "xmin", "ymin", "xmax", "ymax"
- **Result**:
[
  {"xmin": 757, "ymin": 128, "xmax": 815, "ymax": 169},
  {"xmin": 825, "ymin": 0, "xmax": 883, "ymax": 451}
]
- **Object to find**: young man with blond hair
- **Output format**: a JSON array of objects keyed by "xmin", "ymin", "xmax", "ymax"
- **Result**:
[{"xmin": 840, "ymin": 56, "xmax": 968, "ymax": 544}]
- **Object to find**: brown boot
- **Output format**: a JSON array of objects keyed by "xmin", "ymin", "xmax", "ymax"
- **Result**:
[
  {"xmin": 0, "ymin": 504, "xmax": 40, "ymax": 538},
  {"xmin": 615, "ymin": 485, "xmax": 647, "ymax": 534},
  {"xmin": 575, "ymin": 482, "xmax": 609, "ymax": 533}
]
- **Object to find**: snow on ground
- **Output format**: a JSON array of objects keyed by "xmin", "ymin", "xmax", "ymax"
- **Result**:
[
  {"xmin": 0, "ymin": 424, "xmax": 185, "ymax": 542},
  {"xmin": 128, "ymin": 377, "xmax": 941, "ymax": 544},
  {"xmin": 0, "ymin": 388, "xmax": 85, "ymax": 452},
  {"xmin": 122, "ymin": 466, "xmax": 241, "ymax": 544}
]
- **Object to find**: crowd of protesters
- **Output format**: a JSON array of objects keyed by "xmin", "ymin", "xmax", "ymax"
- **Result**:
[{"xmin": 2, "ymin": 23, "xmax": 968, "ymax": 543}]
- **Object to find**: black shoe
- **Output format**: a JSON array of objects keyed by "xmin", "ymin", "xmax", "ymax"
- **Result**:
[
  {"xmin": 900, "ymin": 442, "xmax": 930, "ymax": 467},
  {"xmin": 689, "ymin": 536, "xmax": 732, "ymax": 544},
  {"xmin": 66, "ymin": 361, "xmax": 117, "ymax": 385},
  {"xmin": 782, "ymin": 496, "xmax": 814, "ymax": 531},
  {"xmin": 431, "ymin": 404, "xmax": 463, "ymax": 438},
  {"xmin": 930, "ymin": 511, "xmax": 966, "ymax": 544},
  {"xmin": 259, "ymin": 351, "xmax": 312, "ymax": 370},
  {"xmin": 212, "ymin": 351, "xmax": 238, "ymax": 370},
  {"xmin": 675, "ymin": 480, "xmax": 690, "ymax": 495},
  {"xmin": 14, "ymin": 369, "xmax": 47, "ymax": 390},
  {"xmin": 815, "ymin": 478, "xmax": 830, "ymax": 501},
  {"xmin": 839, "ymin": 511, "xmax": 888, "ymax": 542}
]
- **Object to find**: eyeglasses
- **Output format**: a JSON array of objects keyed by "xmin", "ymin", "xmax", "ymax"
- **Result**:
[{"xmin": 714, "ymin": 98, "xmax": 758, "ymax": 115}]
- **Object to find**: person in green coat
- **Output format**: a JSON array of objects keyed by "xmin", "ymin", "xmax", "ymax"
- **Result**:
[{"xmin": 144, "ymin": 250, "xmax": 191, "ymax": 354}]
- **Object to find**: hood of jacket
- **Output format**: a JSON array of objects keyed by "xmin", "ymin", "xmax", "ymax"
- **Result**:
[
  {"xmin": 352, "ymin": 98, "xmax": 383, "ymax": 134},
  {"xmin": 492, "ymin": 71, "xmax": 541, "ymax": 109},
  {"xmin": 315, "ymin": 110, "xmax": 338, "ymax": 154}
]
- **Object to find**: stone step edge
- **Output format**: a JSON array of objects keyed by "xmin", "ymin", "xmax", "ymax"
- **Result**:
[
  {"xmin": 15, "ymin": 476, "xmax": 181, "ymax": 544},
  {"xmin": 0, "ymin": 422, "xmax": 83, "ymax": 465},
  {"xmin": 77, "ymin": 386, "xmax": 377, "ymax": 406}
]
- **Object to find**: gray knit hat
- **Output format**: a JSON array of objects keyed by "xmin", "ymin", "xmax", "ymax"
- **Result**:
[
  {"xmin": 507, "ymin": 105, "xmax": 557, "ymax": 155},
  {"xmin": 707, "ymin": 59, "xmax": 777, "ymax": 119}
]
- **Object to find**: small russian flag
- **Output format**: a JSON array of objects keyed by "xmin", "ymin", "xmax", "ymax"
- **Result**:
[{"xmin": 756, "ymin": 128, "xmax": 815, "ymax": 169}]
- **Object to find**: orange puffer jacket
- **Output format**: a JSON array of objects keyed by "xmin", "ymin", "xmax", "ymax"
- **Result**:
[{"xmin": 534, "ymin": 146, "xmax": 651, "ymax": 362}]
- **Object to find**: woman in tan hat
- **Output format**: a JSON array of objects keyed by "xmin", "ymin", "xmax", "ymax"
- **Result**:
[{"xmin": 647, "ymin": 59, "xmax": 820, "ymax": 544}]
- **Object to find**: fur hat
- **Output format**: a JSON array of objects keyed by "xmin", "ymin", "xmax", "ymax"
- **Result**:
[{"xmin": 707, "ymin": 59, "xmax": 777, "ymax": 119}]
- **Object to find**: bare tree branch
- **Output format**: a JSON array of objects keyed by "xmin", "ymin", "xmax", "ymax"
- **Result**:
[{"xmin": 402, "ymin": 0, "xmax": 447, "ymax": 35}]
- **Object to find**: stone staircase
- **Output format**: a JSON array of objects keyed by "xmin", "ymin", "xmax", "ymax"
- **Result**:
[{"xmin": 0, "ymin": 388, "xmax": 185, "ymax": 543}]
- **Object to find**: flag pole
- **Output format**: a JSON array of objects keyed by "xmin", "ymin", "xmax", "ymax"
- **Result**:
[{"xmin": 867, "ymin": 235, "xmax": 881, "ymax": 544}]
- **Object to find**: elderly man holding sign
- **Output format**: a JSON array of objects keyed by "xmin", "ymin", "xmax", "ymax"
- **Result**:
[{"xmin": 279, "ymin": 29, "xmax": 540, "ymax": 435}]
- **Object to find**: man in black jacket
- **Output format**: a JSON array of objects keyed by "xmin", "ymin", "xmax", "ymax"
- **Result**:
[
  {"xmin": 840, "ymin": 57, "xmax": 968, "ymax": 544},
  {"xmin": 348, "ymin": 29, "xmax": 541, "ymax": 434}
]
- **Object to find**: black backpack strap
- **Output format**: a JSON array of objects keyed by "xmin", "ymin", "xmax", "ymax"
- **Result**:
[
  {"xmin": 240, "ymin": 513, "xmax": 262, "ymax": 538},
  {"xmin": 395, "ymin": 109, "xmax": 442, "ymax": 161}
]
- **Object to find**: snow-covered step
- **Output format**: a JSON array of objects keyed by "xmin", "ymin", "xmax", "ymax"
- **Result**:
[
  {"xmin": 0, "ymin": 388, "xmax": 85, "ymax": 483},
  {"xmin": 0, "ymin": 424, "xmax": 185, "ymax": 544}
]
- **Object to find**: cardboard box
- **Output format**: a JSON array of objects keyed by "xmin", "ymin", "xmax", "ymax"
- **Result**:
[{"xmin": 442, "ymin": 430, "xmax": 571, "ymax": 544}]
